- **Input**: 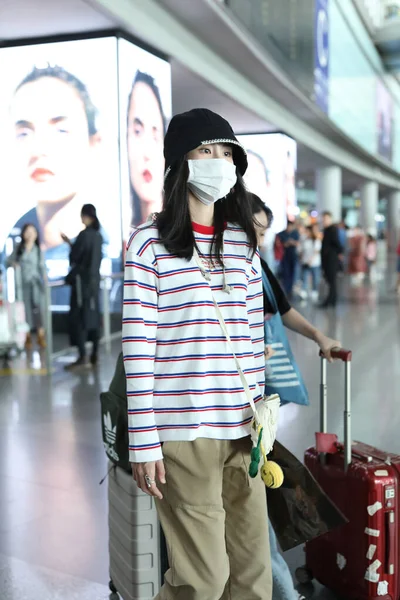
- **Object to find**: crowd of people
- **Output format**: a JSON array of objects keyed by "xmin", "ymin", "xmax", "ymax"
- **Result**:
[{"xmin": 271, "ymin": 213, "xmax": 380, "ymax": 307}]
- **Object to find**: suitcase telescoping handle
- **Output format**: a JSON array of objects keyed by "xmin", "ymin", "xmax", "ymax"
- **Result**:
[{"xmin": 320, "ymin": 348, "xmax": 352, "ymax": 471}]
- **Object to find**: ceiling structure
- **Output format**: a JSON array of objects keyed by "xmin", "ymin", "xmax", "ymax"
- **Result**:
[
  {"xmin": 0, "ymin": 0, "xmax": 113, "ymax": 39},
  {"xmin": 0, "ymin": 0, "xmax": 395, "ymax": 197}
]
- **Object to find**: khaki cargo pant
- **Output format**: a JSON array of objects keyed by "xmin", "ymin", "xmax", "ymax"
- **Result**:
[{"xmin": 154, "ymin": 437, "xmax": 272, "ymax": 600}]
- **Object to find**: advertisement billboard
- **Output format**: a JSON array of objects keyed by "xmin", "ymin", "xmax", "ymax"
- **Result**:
[
  {"xmin": 237, "ymin": 133, "xmax": 298, "ymax": 234},
  {"xmin": 376, "ymin": 80, "xmax": 393, "ymax": 163},
  {"xmin": 118, "ymin": 38, "xmax": 172, "ymax": 242},
  {"xmin": 314, "ymin": 0, "xmax": 329, "ymax": 113},
  {"xmin": 0, "ymin": 37, "xmax": 120, "ymax": 302},
  {"xmin": 0, "ymin": 35, "xmax": 172, "ymax": 312}
]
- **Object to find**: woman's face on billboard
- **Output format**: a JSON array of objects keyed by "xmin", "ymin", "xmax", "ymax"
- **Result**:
[
  {"xmin": 127, "ymin": 81, "xmax": 164, "ymax": 211},
  {"xmin": 245, "ymin": 152, "xmax": 269, "ymax": 201},
  {"xmin": 12, "ymin": 77, "xmax": 96, "ymax": 205}
]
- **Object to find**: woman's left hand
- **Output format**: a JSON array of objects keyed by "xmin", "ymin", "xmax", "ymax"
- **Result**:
[
  {"xmin": 264, "ymin": 345, "xmax": 276, "ymax": 360},
  {"xmin": 315, "ymin": 332, "xmax": 342, "ymax": 363}
]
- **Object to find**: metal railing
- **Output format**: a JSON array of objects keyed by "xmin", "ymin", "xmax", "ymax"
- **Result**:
[
  {"xmin": 3, "ymin": 267, "xmax": 123, "ymax": 374},
  {"xmin": 44, "ymin": 272, "xmax": 124, "ymax": 372}
]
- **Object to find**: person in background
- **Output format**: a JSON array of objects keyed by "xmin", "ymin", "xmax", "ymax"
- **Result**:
[
  {"xmin": 62, "ymin": 204, "xmax": 103, "ymax": 369},
  {"xmin": 293, "ymin": 221, "xmax": 307, "ymax": 296},
  {"xmin": 337, "ymin": 220, "xmax": 348, "ymax": 272},
  {"xmin": 284, "ymin": 151, "xmax": 296, "ymax": 222},
  {"xmin": 273, "ymin": 234, "xmax": 284, "ymax": 276},
  {"xmin": 278, "ymin": 220, "xmax": 299, "ymax": 297},
  {"xmin": 7, "ymin": 223, "xmax": 46, "ymax": 350},
  {"xmin": 251, "ymin": 194, "xmax": 340, "ymax": 600},
  {"xmin": 347, "ymin": 225, "xmax": 367, "ymax": 286},
  {"xmin": 320, "ymin": 212, "xmax": 343, "ymax": 308},
  {"xmin": 365, "ymin": 233, "xmax": 377, "ymax": 279},
  {"xmin": 126, "ymin": 70, "xmax": 167, "ymax": 229},
  {"xmin": 300, "ymin": 224, "xmax": 321, "ymax": 302}
]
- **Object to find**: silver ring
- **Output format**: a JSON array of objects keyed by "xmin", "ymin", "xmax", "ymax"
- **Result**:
[{"xmin": 145, "ymin": 474, "xmax": 155, "ymax": 488}]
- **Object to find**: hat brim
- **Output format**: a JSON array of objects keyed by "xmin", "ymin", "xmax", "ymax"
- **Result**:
[
  {"xmin": 199, "ymin": 138, "xmax": 248, "ymax": 176},
  {"xmin": 164, "ymin": 138, "xmax": 248, "ymax": 180}
]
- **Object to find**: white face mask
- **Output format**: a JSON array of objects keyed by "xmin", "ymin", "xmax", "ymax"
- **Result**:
[{"xmin": 187, "ymin": 158, "xmax": 237, "ymax": 206}]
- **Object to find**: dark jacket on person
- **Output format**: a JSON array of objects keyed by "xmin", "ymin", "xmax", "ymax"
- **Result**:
[
  {"xmin": 260, "ymin": 258, "xmax": 291, "ymax": 316},
  {"xmin": 321, "ymin": 225, "xmax": 343, "ymax": 273},
  {"xmin": 65, "ymin": 225, "xmax": 103, "ymax": 343}
]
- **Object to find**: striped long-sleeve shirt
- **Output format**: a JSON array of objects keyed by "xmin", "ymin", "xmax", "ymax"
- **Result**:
[{"xmin": 122, "ymin": 221, "xmax": 265, "ymax": 463}]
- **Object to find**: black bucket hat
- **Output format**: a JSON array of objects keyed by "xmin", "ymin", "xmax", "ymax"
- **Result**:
[{"xmin": 164, "ymin": 108, "xmax": 247, "ymax": 177}]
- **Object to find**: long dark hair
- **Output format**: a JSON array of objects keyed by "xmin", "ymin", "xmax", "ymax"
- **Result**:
[
  {"xmin": 155, "ymin": 158, "xmax": 258, "ymax": 263},
  {"xmin": 17, "ymin": 223, "xmax": 40, "ymax": 258},
  {"xmin": 127, "ymin": 71, "xmax": 167, "ymax": 227},
  {"xmin": 250, "ymin": 193, "xmax": 273, "ymax": 228},
  {"xmin": 16, "ymin": 65, "xmax": 98, "ymax": 136},
  {"xmin": 81, "ymin": 204, "xmax": 101, "ymax": 231}
]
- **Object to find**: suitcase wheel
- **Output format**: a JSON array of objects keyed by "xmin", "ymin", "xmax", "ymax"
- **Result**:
[
  {"xmin": 295, "ymin": 565, "xmax": 313, "ymax": 584},
  {"xmin": 109, "ymin": 579, "xmax": 118, "ymax": 594}
]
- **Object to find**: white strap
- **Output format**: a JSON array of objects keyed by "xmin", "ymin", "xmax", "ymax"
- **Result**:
[{"xmin": 193, "ymin": 248, "xmax": 260, "ymax": 420}]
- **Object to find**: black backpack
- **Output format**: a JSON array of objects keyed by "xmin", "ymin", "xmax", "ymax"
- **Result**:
[{"xmin": 100, "ymin": 352, "xmax": 131, "ymax": 473}]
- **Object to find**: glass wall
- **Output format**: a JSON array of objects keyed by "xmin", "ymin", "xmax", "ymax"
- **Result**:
[
  {"xmin": 226, "ymin": 0, "xmax": 315, "ymax": 99},
  {"xmin": 328, "ymin": 0, "xmax": 377, "ymax": 155},
  {"xmin": 225, "ymin": 0, "xmax": 400, "ymax": 170}
]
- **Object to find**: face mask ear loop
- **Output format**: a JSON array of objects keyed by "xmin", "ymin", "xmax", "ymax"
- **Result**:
[{"xmin": 222, "ymin": 241, "xmax": 232, "ymax": 294}]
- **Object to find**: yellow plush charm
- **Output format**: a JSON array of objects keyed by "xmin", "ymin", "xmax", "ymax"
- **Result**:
[{"xmin": 249, "ymin": 424, "xmax": 284, "ymax": 489}]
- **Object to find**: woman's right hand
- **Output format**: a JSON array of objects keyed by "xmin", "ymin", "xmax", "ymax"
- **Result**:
[
  {"xmin": 131, "ymin": 459, "xmax": 166, "ymax": 500},
  {"xmin": 60, "ymin": 233, "xmax": 71, "ymax": 245},
  {"xmin": 264, "ymin": 345, "xmax": 276, "ymax": 361}
]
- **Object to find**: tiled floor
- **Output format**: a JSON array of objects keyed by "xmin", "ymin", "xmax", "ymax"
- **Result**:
[
  {"xmin": 0, "ymin": 269, "xmax": 399, "ymax": 599},
  {"xmin": 0, "ymin": 554, "xmax": 111, "ymax": 600}
]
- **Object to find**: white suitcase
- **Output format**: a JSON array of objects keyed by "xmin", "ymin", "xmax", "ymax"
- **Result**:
[
  {"xmin": 0, "ymin": 306, "xmax": 12, "ymax": 346},
  {"xmin": 108, "ymin": 465, "xmax": 163, "ymax": 599}
]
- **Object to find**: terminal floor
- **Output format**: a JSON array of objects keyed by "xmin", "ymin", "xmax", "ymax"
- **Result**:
[{"xmin": 0, "ymin": 274, "xmax": 399, "ymax": 600}]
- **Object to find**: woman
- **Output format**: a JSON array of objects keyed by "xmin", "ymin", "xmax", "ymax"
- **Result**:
[
  {"xmin": 126, "ymin": 70, "xmax": 167, "ymax": 228},
  {"xmin": 278, "ymin": 220, "xmax": 300, "ymax": 298},
  {"xmin": 347, "ymin": 225, "xmax": 367, "ymax": 285},
  {"xmin": 123, "ymin": 108, "xmax": 272, "ymax": 599},
  {"xmin": 365, "ymin": 233, "xmax": 377, "ymax": 277},
  {"xmin": 251, "ymin": 194, "xmax": 340, "ymax": 600},
  {"xmin": 300, "ymin": 224, "xmax": 321, "ymax": 301},
  {"xmin": 63, "ymin": 204, "xmax": 102, "ymax": 370},
  {"xmin": 7, "ymin": 223, "xmax": 46, "ymax": 350}
]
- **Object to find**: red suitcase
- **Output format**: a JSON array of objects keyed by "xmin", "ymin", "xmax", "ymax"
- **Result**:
[{"xmin": 298, "ymin": 349, "xmax": 400, "ymax": 600}]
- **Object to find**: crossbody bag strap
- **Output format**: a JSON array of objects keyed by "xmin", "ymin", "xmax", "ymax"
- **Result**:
[{"xmin": 193, "ymin": 248, "xmax": 259, "ymax": 419}]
